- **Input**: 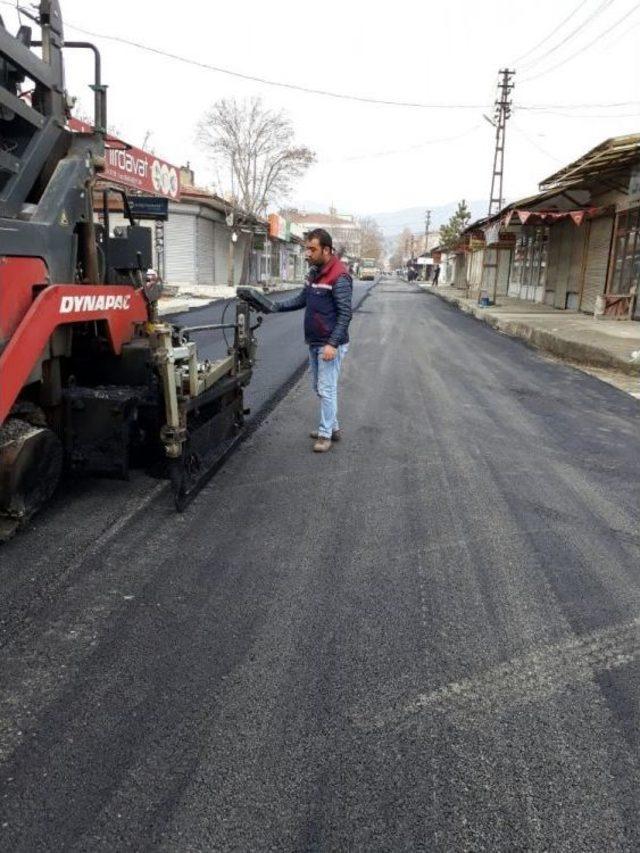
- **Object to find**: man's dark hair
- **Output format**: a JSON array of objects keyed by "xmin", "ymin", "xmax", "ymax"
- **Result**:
[{"xmin": 305, "ymin": 228, "xmax": 333, "ymax": 251}]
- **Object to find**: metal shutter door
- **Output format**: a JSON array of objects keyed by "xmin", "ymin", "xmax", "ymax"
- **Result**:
[
  {"xmin": 580, "ymin": 216, "xmax": 613, "ymax": 313},
  {"xmin": 546, "ymin": 222, "xmax": 567, "ymax": 306},
  {"xmin": 165, "ymin": 213, "xmax": 195, "ymax": 286},
  {"xmin": 469, "ymin": 250, "xmax": 483, "ymax": 288},
  {"xmin": 481, "ymin": 248, "xmax": 496, "ymax": 293},
  {"xmin": 213, "ymin": 224, "xmax": 229, "ymax": 286},
  {"xmin": 196, "ymin": 216, "xmax": 215, "ymax": 285},
  {"xmin": 553, "ymin": 220, "xmax": 588, "ymax": 308},
  {"xmin": 497, "ymin": 248, "xmax": 511, "ymax": 295},
  {"xmin": 566, "ymin": 224, "xmax": 587, "ymax": 302}
]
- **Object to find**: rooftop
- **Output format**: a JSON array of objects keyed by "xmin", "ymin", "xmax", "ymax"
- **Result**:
[
  {"xmin": 287, "ymin": 212, "xmax": 359, "ymax": 227},
  {"xmin": 179, "ymin": 185, "xmax": 266, "ymax": 226},
  {"xmin": 540, "ymin": 133, "xmax": 640, "ymax": 191}
]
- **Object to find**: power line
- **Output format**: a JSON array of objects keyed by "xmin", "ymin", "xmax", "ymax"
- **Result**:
[
  {"xmin": 334, "ymin": 126, "xmax": 482, "ymax": 163},
  {"xmin": 511, "ymin": 124, "xmax": 564, "ymax": 162},
  {"xmin": 517, "ymin": 108, "xmax": 640, "ymax": 118},
  {"xmin": 0, "ymin": 2, "xmax": 637, "ymax": 114},
  {"xmin": 518, "ymin": 0, "xmax": 615, "ymax": 71},
  {"xmin": 520, "ymin": 101, "xmax": 640, "ymax": 109},
  {"xmin": 57, "ymin": 21, "xmax": 640, "ymax": 113},
  {"xmin": 510, "ymin": 0, "xmax": 591, "ymax": 66},
  {"xmin": 61, "ymin": 19, "xmax": 491, "ymax": 111},
  {"xmin": 56, "ymin": 20, "xmax": 640, "ymax": 113},
  {"xmin": 2, "ymin": 2, "xmax": 489, "ymax": 109},
  {"xmin": 521, "ymin": 0, "xmax": 640, "ymax": 81}
]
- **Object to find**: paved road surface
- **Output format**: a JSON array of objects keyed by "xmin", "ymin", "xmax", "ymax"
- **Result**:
[
  {"xmin": 2, "ymin": 280, "xmax": 640, "ymax": 850},
  {"xmin": 0, "ymin": 281, "xmax": 373, "ymax": 645}
]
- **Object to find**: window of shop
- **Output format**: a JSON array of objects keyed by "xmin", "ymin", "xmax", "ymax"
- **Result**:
[
  {"xmin": 510, "ymin": 227, "xmax": 549, "ymax": 297},
  {"xmin": 609, "ymin": 207, "xmax": 640, "ymax": 294}
]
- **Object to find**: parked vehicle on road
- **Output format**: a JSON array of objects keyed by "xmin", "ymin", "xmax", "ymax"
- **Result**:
[{"xmin": 359, "ymin": 258, "xmax": 380, "ymax": 281}]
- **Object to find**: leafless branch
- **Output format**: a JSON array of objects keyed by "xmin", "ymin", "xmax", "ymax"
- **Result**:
[{"xmin": 196, "ymin": 97, "xmax": 316, "ymax": 216}]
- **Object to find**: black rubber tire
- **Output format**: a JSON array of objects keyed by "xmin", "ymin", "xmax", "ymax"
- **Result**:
[{"xmin": 0, "ymin": 420, "xmax": 63, "ymax": 519}]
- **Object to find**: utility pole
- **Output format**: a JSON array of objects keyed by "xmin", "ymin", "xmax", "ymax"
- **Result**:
[
  {"xmin": 424, "ymin": 209, "xmax": 431, "ymax": 281},
  {"xmin": 487, "ymin": 69, "xmax": 515, "ymax": 216},
  {"xmin": 424, "ymin": 209, "xmax": 431, "ymax": 251}
]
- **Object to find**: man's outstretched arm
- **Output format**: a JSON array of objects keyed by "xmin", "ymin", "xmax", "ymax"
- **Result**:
[{"xmin": 273, "ymin": 287, "xmax": 307, "ymax": 312}]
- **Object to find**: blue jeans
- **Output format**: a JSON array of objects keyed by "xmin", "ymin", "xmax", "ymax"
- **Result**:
[{"xmin": 309, "ymin": 344, "xmax": 349, "ymax": 438}]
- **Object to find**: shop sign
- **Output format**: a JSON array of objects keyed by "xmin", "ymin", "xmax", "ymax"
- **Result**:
[
  {"xmin": 127, "ymin": 196, "xmax": 169, "ymax": 220},
  {"xmin": 68, "ymin": 118, "xmax": 181, "ymax": 200},
  {"xmin": 268, "ymin": 213, "xmax": 290, "ymax": 240}
]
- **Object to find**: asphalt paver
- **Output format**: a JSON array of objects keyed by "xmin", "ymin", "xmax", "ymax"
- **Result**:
[
  {"xmin": 1, "ymin": 280, "xmax": 640, "ymax": 850},
  {"xmin": 0, "ymin": 282, "xmax": 372, "ymax": 649}
]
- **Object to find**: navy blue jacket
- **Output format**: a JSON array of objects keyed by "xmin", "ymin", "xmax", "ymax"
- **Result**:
[{"xmin": 275, "ymin": 256, "xmax": 353, "ymax": 347}]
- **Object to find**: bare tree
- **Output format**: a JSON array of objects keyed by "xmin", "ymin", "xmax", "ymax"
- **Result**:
[
  {"xmin": 358, "ymin": 217, "xmax": 385, "ymax": 261},
  {"xmin": 197, "ymin": 97, "xmax": 316, "ymax": 216},
  {"xmin": 389, "ymin": 227, "xmax": 415, "ymax": 268}
]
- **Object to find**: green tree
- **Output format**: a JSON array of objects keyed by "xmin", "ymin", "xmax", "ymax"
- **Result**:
[{"xmin": 439, "ymin": 200, "xmax": 471, "ymax": 252}]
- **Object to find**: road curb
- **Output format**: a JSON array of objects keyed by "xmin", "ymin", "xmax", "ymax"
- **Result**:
[{"xmin": 426, "ymin": 288, "xmax": 640, "ymax": 377}]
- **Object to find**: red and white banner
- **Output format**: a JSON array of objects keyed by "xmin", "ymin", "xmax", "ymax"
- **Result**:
[
  {"xmin": 68, "ymin": 118, "xmax": 181, "ymax": 200},
  {"xmin": 503, "ymin": 208, "xmax": 599, "ymax": 227}
]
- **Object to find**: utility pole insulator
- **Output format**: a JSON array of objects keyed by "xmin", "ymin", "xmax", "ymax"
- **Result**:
[{"xmin": 488, "ymin": 68, "xmax": 515, "ymax": 216}]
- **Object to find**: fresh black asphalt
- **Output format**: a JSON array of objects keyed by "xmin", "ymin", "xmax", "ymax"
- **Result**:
[
  {"xmin": 1, "ymin": 280, "xmax": 640, "ymax": 850},
  {"xmin": 0, "ymin": 282, "xmax": 372, "ymax": 650}
]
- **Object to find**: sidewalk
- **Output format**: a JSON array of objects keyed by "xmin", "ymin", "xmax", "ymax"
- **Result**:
[
  {"xmin": 423, "ymin": 284, "xmax": 640, "ymax": 377},
  {"xmin": 157, "ymin": 281, "xmax": 302, "ymax": 317}
]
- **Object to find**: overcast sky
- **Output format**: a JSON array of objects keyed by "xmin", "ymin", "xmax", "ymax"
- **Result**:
[{"xmin": 3, "ymin": 0, "xmax": 640, "ymax": 216}]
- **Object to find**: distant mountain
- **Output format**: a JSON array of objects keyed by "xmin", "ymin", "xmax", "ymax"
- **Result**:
[{"xmin": 366, "ymin": 200, "xmax": 489, "ymax": 238}]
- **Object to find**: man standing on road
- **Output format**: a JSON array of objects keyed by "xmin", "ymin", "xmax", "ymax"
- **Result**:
[{"xmin": 273, "ymin": 228, "xmax": 353, "ymax": 453}]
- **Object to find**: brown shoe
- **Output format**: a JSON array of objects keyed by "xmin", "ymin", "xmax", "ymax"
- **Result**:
[
  {"xmin": 312, "ymin": 437, "xmax": 332, "ymax": 453},
  {"xmin": 310, "ymin": 429, "xmax": 341, "ymax": 441}
]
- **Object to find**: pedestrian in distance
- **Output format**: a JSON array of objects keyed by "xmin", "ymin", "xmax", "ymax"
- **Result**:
[
  {"xmin": 432, "ymin": 264, "xmax": 440, "ymax": 285},
  {"xmin": 272, "ymin": 228, "xmax": 353, "ymax": 453}
]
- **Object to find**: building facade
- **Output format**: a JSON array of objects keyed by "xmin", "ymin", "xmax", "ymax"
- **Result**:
[
  {"xmin": 286, "ymin": 210, "xmax": 362, "ymax": 259},
  {"xmin": 449, "ymin": 135, "xmax": 640, "ymax": 318},
  {"xmin": 164, "ymin": 186, "xmax": 259, "ymax": 289}
]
